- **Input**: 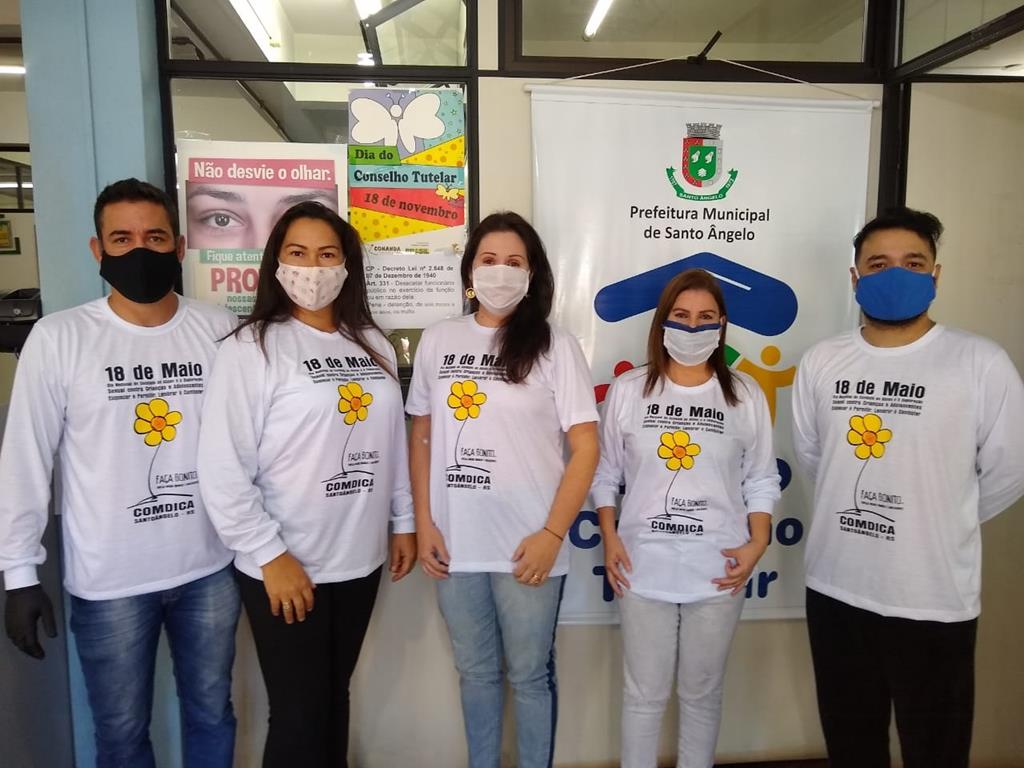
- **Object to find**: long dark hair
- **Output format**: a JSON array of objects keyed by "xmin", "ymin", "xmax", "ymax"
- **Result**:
[
  {"xmin": 460, "ymin": 212, "xmax": 553, "ymax": 384},
  {"xmin": 643, "ymin": 268, "xmax": 740, "ymax": 406},
  {"xmin": 232, "ymin": 201, "xmax": 393, "ymax": 377}
]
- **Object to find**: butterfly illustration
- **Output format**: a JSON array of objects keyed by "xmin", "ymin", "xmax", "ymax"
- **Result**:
[
  {"xmin": 351, "ymin": 92, "xmax": 445, "ymax": 154},
  {"xmin": 435, "ymin": 184, "xmax": 465, "ymax": 201}
]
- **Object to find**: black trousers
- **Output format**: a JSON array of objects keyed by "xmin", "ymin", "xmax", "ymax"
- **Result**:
[
  {"xmin": 805, "ymin": 588, "xmax": 976, "ymax": 768},
  {"xmin": 237, "ymin": 567, "xmax": 382, "ymax": 768}
]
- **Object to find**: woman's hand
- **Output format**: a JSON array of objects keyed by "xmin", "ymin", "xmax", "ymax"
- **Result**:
[
  {"xmin": 713, "ymin": 540, "xmax": 768, "ymax": 595},
  {"xmin": 512, "ymin": 529, "xmax": 562, "ymax": 587},
  {"xmin": 261, "ymin": 551, "xmax": 315, "ymax": 623},
  {"xmin": 602, "ymin": 530, "xmax": 633, "ymax": 597},
  {"xmin": 389, "ymin": 532, "xmax": 417, "ymax": 582},
  {"xmin": 418, "ymin": 523, "xmax": 450, "ymax": 580}
]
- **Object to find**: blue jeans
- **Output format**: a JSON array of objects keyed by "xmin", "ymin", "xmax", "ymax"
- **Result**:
[
  {"xmin": 437, "ymin": 572, "xmax": 565, "ymax": 768},
  {"xmin": 70, "ymin": 566, "xmax": 241, "ymax": 768}
]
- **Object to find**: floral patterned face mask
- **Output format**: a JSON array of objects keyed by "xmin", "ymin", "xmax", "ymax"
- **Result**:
[{"xmin": 275, "ymin": 262, "xmax": 347, "ymax": 311}]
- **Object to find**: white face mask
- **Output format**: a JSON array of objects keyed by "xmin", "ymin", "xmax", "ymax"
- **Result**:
[
  {"xmin": 663, "ymin": 322, "xmax": 721, "ymax": 366},
  {"xmin": 472, "ymin": 265, "xmax": 530, "ymax": 317},
  {"xmin": 275, "ymin": 262, "xmax": 347, "ymax": 311}
]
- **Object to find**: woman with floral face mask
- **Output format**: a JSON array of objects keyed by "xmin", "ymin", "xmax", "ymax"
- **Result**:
[
  {"xmin": 592, "ymin": 268, "xmax": 780, "ymax": 768},
  {"xmin": 197, "ymin": 201, "xmax": 416, "ymax": 767},
  {"xmin": 407, "ymin": 211, "xmax": 599, "ymax": 768}
]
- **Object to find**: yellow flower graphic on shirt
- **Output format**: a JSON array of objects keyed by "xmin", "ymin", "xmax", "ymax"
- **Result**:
[
  {"xmin": 447, "ymin": 380, "xmax": 487, "ymax": 421},
  {"xmin": 658, "ymin": 431, "xmax": 702, "ymax": 471},
  {"xmin": 133, "ymin": 398, "xmax": 182, "ymax": 447},
  {"xmin": 847, "ymin": 413, "xmax": 892, "ymax": 460},
  {"xmin": 338, "ymin": 382, "xmax": 373, "ymax": 426}
]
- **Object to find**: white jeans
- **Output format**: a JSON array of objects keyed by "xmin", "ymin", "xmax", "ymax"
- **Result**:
[{"xmin": 619, "ymin": 590, "xmax": 745, "ymax": 768}]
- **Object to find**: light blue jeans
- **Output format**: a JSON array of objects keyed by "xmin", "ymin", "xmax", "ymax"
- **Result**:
[
  {"xmin": 69, "ymin": 565, "xmax": 241, "ymax": 768},
  {"xmin": 437, "ymin": 572, "xmax": 565, "ymax": 768}
]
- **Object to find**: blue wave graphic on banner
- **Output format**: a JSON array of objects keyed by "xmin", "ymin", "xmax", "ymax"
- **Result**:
[{"xmin": 593, "ymin": 252, "xmax": 798, "ymax": 336}]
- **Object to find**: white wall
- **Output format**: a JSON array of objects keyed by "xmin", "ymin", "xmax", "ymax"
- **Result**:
[
  {"xmin": 0, "ymin": 92, "xmax": 29, "ymax": 143},
  {"xmin": 906, "ymin": 82, "xmax": 1024, "ymax": 767}
]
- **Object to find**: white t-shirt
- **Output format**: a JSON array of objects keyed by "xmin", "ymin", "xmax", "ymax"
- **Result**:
[
  {"xmin": 197, "ymin": 319, "xmax": 414, "ymax": 583},
  {"xmin": 406, "ymin": 314, "xmax": 598, "ymax": 576},
  {"xmin": 793, "ymin": 325, "xmax": 1024, "ymax": 621},
  {"xmin": 0, "ymin": 296, "xmax": 237, "ymax": 599},
  {"xmin": 593, "ymin": 368, "xmax": 780, "ymax": 603}
]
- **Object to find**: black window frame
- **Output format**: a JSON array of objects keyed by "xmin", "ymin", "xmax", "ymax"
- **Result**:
[
  {"xmin": 154, "ymin": 0, "xmax": 1024, "ymax": 245},
  {"xmin": 155, "ymin": 0, "xmax": 480, "ymax": 228}
]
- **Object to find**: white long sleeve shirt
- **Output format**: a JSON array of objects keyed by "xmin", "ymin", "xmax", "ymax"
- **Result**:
[
  {"xmin": 792, "ymin": 325, "xmax": 1024, "ymax": 621},
  {"xmin": 592, "ymin": 368, "xmax": 780, "ymax": 603},
  {"xmin": 0, "ymin": 296, "xmax": 237, "ymax": 599},
  {"xmin": 406, "ymin": 315, "xmax": 598, "ymax": 576},
  {"xmin": 197, "ymin": 319, "xmax": 414, "ymax": 583}
]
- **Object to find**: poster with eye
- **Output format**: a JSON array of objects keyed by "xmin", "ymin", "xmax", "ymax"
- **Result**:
[
  {"xmin": 175, "ymin": 139, "xmax": 346, "ymax": 315},
  {"xmin": 346, "ymin": 87, "xmax": 467, "ymax": 256}
]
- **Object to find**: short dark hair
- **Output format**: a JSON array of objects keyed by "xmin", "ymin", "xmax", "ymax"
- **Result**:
[
  {"xmin": 94, "ymin": 178, "xmax": 180, "ymax": 240},
  {"xmin": 853, "ymin": 207, "xmax": 943, "ymax": 261}
]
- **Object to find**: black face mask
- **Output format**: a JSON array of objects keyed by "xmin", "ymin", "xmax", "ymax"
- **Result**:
[{"xmin": 99, "ymin": 247, "xmax": 181, "ymax": 304}]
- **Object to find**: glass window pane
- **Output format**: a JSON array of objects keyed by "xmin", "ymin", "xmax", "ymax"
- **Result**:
[
  {"xmin": 169, "ymin": 78, "xmax": 467, "ymax": 366},
  {"xmin": 521, "ymin": 0, "xmax": 866, "ymax": 62},
  {"xmin": 0, "ymin": 155, "xmax": 32, "ymax": 211},
  {"xmin": 169, "ymin": 0, "xmax": 466, "ymax": 66},
  {"xmin": 375, "ymin": 0, "xmax": 467, "ymax": 66},
  {"xmin": 931, "ymin": 26, "xmax": 1024, "ymax": 75},
  {"xmin": 902, "ymin": 0, "xmax": 1022, "ymax": 63}
]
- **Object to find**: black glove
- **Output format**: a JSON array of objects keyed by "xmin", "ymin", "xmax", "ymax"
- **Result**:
[{"xmin": 4, "ymin": 585, "xmax": 57, "ymax": 659}]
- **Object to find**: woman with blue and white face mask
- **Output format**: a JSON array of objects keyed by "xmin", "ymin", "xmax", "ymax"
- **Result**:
[
  {"xmin": 407, "ymin": 211, "xmax": 599, "ymax": 768},
  {"xmin": 592, "ymin": 268, "xmax": 780, "ymax": 768}
]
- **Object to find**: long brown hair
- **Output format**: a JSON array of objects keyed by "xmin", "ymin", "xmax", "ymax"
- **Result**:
[
  {"xmin": 643, "ymin": 268, "xmax": 740, "ymax": 405},
  {"xmin": 231, "ymin": 201, "xmax": 393, "ymax": 377},
  {"xmin": 460, "ymin": 212, "xmax": 553, "ymax": 384}
]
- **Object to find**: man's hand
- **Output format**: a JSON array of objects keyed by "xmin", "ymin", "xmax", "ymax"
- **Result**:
[{"xmin": 5, "ymin": 585, "xmax": 58, "ymax": 659}]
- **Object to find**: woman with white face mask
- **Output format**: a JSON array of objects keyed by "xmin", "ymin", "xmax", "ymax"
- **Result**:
[
  {"xmin": 407, "ymin": 211, "xmax": 599, "ymax": 768},
  {"xmin": 592, "ymin": 268, "xmax": 780, "ymax": 768},
  {"xmin": 197, "ymin": 202, "xmax": 416, "ymax": 767}
]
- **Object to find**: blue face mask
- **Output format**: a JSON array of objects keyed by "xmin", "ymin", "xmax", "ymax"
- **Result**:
[{"xmin": 854, "ymin": 267, "xmax": 936, "ymax": 322}]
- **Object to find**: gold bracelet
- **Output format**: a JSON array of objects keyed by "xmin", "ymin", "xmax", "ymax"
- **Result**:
[{"xmin": 543, "ymin": 526, "xmax": 564, "ymax": 542}]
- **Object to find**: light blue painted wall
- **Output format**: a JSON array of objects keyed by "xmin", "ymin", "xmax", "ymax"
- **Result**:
[{"xmin": 20, "ymin": 1, "xmax": 183, "ymax": 765}]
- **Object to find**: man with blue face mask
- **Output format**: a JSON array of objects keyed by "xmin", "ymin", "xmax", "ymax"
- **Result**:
[
  {"xmin": 791, "ymin": 208, "xmax": 1024, "ymax": 768},
  {"xmin": 0, "ymin": 179, "xmax": 241, "ymax": 766}
]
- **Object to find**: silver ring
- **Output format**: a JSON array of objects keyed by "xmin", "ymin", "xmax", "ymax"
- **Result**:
[
  {"xmin": 530, "ymin": 575, "xmax": 541, "ymax": 585},
  {"xmin": 281, "ymin": 601, "xmax": 292, "ymax": 609}
]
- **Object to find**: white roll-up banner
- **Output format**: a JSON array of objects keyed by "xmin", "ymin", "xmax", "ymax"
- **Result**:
[{"xmin": 531, "ymin": 86, "xmax": 873, "ymax": 622}]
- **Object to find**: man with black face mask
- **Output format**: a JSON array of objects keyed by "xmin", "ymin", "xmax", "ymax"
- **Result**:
[
  {"xmin": 791, "ymin": 208, "xmax": 1024, "ymax": 768},
  {"xmin": 0, "ymin": 178, "xmax": 241, "ymax": 766}
]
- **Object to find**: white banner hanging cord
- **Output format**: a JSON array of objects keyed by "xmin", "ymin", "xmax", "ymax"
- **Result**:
[{"xmin": 544, "ymin": 54, "xmax": 878, "ymax": 105}]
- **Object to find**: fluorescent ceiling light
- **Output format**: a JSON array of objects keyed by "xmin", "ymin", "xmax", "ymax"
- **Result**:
[
  {"xmin": 0, "ymin": 65, "xmax": 26, "ymax": 75},
  {"xmin": 0, "ymin": 182, "xmax": 33, "ymax": 189},
  {"xmin": 354, "ymin": 0, "xmax": 382, "ymax": 20},
  {"xmin": 583, "ymin": 0, "xmax": 615, "ymax": 40}
]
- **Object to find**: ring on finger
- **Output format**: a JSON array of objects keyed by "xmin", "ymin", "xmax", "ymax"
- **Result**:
[
  {"xmin": 529, "ymin": 574, "xmax": 542, "ymax": 585},
  {"xmin": 281, "ymin": 601, "xmax": 293, "ymax": 610}
]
